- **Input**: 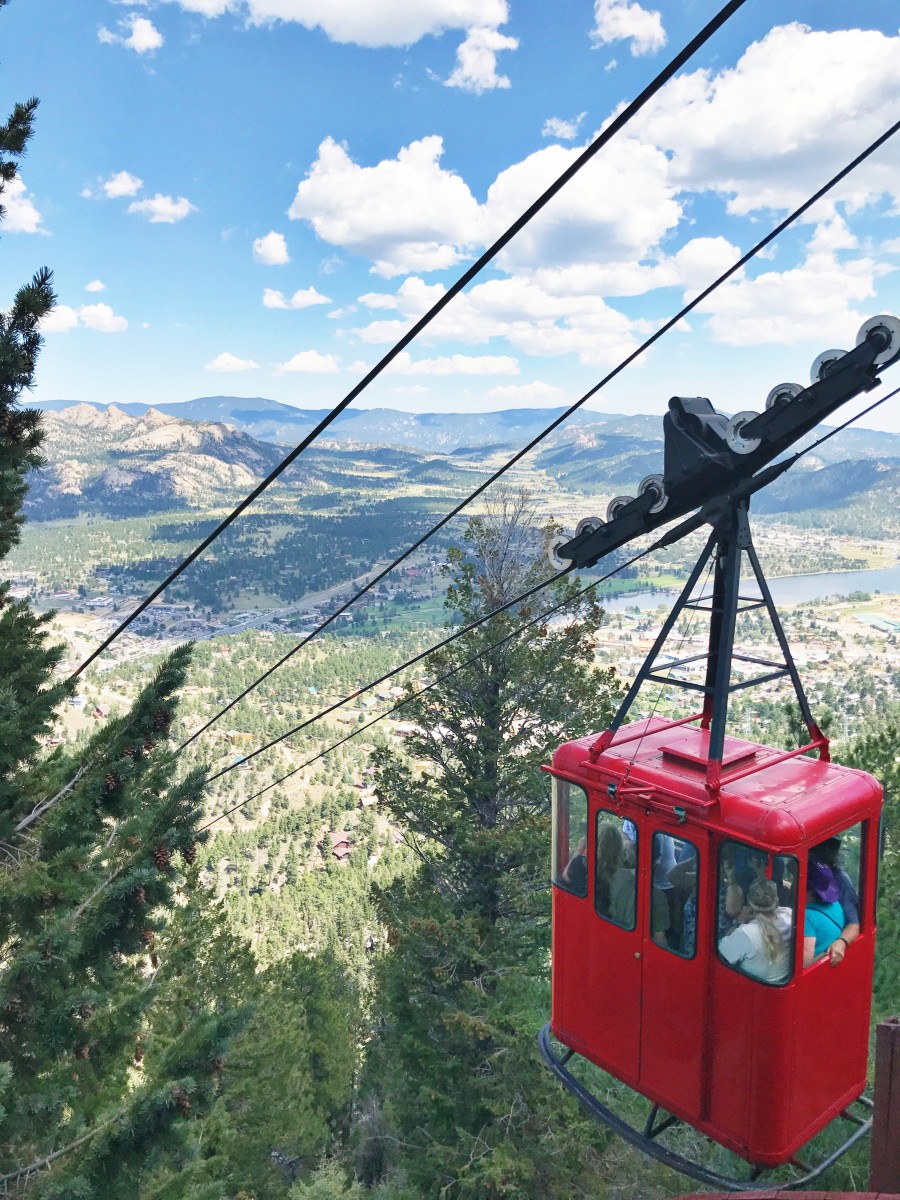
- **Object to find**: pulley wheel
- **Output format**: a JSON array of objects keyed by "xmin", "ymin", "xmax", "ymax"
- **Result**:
[
  {"xmin": 606, "ymin": 495, "xmax": 633, "ymax": 522},
  {"xmin": 638, "ymin": 473, "xmax": 668, "ymax": 514},
  {"xmin": 575, "ymin": 515, "xmax": 605, "ymax": 538},
  {"xmin": 725, "ymin": 410, "xmax": 761, "ymax": 455},
  {"xmin": 810, "ymin": 349, "xmax": 848, "ymax": 383},
  {"xmin": 855, "ymin": 314, "xmax": 900, "ymax": 366},
  {"xmin": 765, "ymin": 381, "xmax": 803, "ymax": 409},
  {"xmin": 547, "ymin": 534, "xmax": 571, "ymax": 572}
]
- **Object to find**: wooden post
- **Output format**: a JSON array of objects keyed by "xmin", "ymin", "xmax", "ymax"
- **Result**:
[{"xmin": 871, "ymin": 1014, "xmax": 900, "ymax": 1192}]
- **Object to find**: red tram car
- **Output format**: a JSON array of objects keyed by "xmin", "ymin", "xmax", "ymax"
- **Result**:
[
  {"xmin": 546, "ymin": 716, "xmax": 881, "ymax": 1169},
  {"xmin": 538, "ymin": 319, "xmax": 899, "ymax": 1187}
]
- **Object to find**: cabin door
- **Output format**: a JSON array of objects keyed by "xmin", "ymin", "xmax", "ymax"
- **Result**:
[
  {"xmin": 639, "ymin": 821, "xmax": 709, "ymax": 1121},
  {"xmin": 585, "ymin": 805, "xmax": 643, "ymax": 1085}
]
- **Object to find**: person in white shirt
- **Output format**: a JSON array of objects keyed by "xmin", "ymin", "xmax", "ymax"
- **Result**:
[{"xmin": 718, "ymin": 877, "xmax": 792, "ymax": 984}]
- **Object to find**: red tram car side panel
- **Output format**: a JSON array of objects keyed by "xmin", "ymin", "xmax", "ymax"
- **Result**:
[
  {"xmin": 548, "ymin": 718, "xmax": 883, "ymax": 1168},
  {"xmin": 550, "ymin": 834, "xmax": 643, "ymax": 1084},
  {"xmin": 639, "ymin": 826, "xmax": 710, "ymax": 1122}
]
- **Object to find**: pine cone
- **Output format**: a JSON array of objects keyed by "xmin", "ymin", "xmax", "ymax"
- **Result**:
[
  {"xmin": 143, "ymin": 929, "xmax": 155, "ymax": 946},
  {"xmin": 134, "ymin": 1045, "xmax": 145, "ymax": 1065},
  {"xmin": 75, "ymin": 1045, "xmax": 89, "ymax": 1060},
  {"xmin": 79, "ymin": 1002, "xmax": 95, "ymax": 1018},
  {"xmin": 133, "ymin": 886, "xmax": 146, "ymax": 904},
  {"xmin": 153, "ymin": 708, "xmax": 172, "ymax": 731},
  {"xmin": 153, "ymin": 845, "xmax": 171, "ymax": 870},
  {"xmin": 182, "ymin": 842, "xmax": 197, "ymax": 866},
  {"xmin": 5, "ymin": 996, "xmax": 22, "ymax": 1017},
  {"xmin": 143, "ymin": 738, "xmax": 155, "ymax": 754},
  {"xmin": 150, "ymin": 953, "xmax": 159, "ymax": 969},
  {"xmin": 105, "ymin": 771, "xmax": 122, "ymax": 792},
  {"xmin": 171, "ymin": 1085, "xmax": 191, "ymax": 1115},
  {"xmin": 123, "ymin": 745, "xmax": 137, "ymax": 760}
]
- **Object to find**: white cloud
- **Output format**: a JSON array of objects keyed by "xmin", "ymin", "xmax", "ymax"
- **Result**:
[
  {"xmin": 541, "ymin": 113, "xmax": 587, "ymax": 141},
  {"xmin": 2, "ymin": 176, "xmax": 44, "ymax": 233},
  {"xmin": 630, "ymin": 24, "xmax": 900, "ymax": 216},
  {"xmin": 253, "ymin": 231, "xmax": 290, "ymax": 264},
  {"xmin": 277, "ymin": 349, "xmax": 340, "ymax": 373},
  {"xmin": 167, "ymin": 0, "xmax": 236, "ymax": 13},
  {"xmin": 486, "ymin": 381, "xmax": 566, "ymax": 404},
  {"xmin": 590, "ymin": 0, "xmax": 666, "ymax": 56},
  {"xmin": 206, "ymin": 352, "xmax": 260, "ymax": 371},
  {"xmin": 360, "ymin": 276, "xmax": 445, "ymax": 312},
  {"xmin": 482, "ymin": 136, "xmax": 680, "ymax": 271},
  {"xmin": 98, "ymin": 14, "xmax": 164, "ymax": 53},
  {"xmin": 669, "ymin": 236, "xmax": 744, "ymax": 292},
  {"xmin": 128, "ymin": 194, "xmax": 197, "ymax": 223},
  {"xmin": 392, "ymin": 384, "xmax": 430, "ymax": 396},
  {"xmin": 41, "ymin": 306, "xmax": 79, "ymax": 334},
  {"xmin": 693, "ymin": 232, "xmax": 888, "ymax": 347},
  {"xmin": 235, "ymin": 0, "xmax": 509, "ymax": 48},
  {"xmin": 445, "ymin": 24, "xmax": 518, "ymax": 93},
  {"xmin": 290, "ymin": 131, "xmax": 679, "ymax": 280},
  {"xmin": 103, "ymin": 170, "xmax": 143, "ymax": 198},
  {"xmin": 289, "ymin": 135, "xmax": 483, "ymax": 277},
  {"xmin": 84, "ymin": 279, "xmax": 107, "ymax": 292},
  {"xmin": 263, "ymin": 286, "xmax": 332, "ymax": 309},
  {"xmin": 41, "ymin": 303, "xmax": 128, "ymax": 333},
  {"xmin": 387, "ymin": 351, "xmax": 519, "ymax": 376},
  {"xmin": 79, "ymin": 303, "xmax": 129, "ymax": 333},
  {"xmin": 353, "ymin": 274, "xmax": 640, "ymax": 367}
]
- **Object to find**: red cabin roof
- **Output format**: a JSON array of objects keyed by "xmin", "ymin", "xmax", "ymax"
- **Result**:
[{"xmin": 551, "ymin": 717, "xmax": 881, "ymax": 851}]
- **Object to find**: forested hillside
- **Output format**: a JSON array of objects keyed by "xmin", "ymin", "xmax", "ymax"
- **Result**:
[{"xmin": 4, "ymin": 4, "xmax": 900, "ymax": 1195}]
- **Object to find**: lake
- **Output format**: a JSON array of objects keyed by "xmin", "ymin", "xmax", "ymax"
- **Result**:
[{"xmin": 598, "ymin": 561, "xmax": 900, "ymax": 614}]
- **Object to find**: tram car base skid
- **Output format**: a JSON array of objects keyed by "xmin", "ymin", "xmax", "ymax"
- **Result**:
[{"xmin": 538, "ymin": 1024, "xmax": 873, "ymax": 1193}]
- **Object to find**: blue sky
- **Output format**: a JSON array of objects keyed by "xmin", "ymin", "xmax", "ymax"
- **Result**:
[{"xmin": 3, "ymin": 0, "xmax": 900, "ymax": 430}]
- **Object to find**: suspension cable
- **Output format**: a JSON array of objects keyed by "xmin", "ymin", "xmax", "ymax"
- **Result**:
[
  {"xmin": 197, "ymin": 386, "xmax": 898, "ymax": 827},
  {"xmin": 70, "ymin": 0, "xmax": 749, "ymax": 680},
  {"xmin": 200, "ymin": 542, "xmax": 655, "ymax": 825},
  {"xmin": 176, "ymin": 116, "xmax": 900, "ymax": 749}
]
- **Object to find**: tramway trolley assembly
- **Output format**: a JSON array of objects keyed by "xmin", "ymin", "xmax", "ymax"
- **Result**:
[{"xmin": 539, "ymin": 314, "xmax": 900, "ymax": 1190}]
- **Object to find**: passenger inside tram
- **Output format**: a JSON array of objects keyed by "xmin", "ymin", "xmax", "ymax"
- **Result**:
[
  {"xmin": 595, "ymin": 822, "xmax": 636, "ymax": 928},
  {"xmin": 718, "ymin": 877, "xmax": 792, "ymax": 983},
  {"xmin": 809, "ymin": 836, "xmax": 859, "ymax": 965},
  {"xmin": 804, "ymin": 859, "xmax": 845, "ymax": 966},
  {"xmin": 562, "ymin": 836, "xmax": 588, "ymax": 894}
]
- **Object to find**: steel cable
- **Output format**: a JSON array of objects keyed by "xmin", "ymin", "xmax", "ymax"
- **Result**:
[
  {"xmin": 176, "ymin": 116, "xmax": 900, "ymax": 749},
  {"xmin": 70, "ymin": 0, "xmax": 749, "ymax": 679}
]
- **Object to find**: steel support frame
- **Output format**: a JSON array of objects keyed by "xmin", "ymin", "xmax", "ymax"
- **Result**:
[{"xmin": 601, "ymin": 498, "xmax": 827, "ymax": 790}]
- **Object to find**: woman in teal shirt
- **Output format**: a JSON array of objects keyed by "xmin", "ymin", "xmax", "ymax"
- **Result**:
[{"xmin": 803, "ymin": 860, "xmax": 844, "ymax": 966}]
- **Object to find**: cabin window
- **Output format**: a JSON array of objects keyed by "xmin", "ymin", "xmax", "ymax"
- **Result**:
[
  {"xmin": 594, "ymin": 812, "xmax": 637, "ymax": 930},
  {"xmin": 716, "ymin": 840, "xmax": 797, "ymax": 986},
  {"xmin": 803, "ymin": 822, "xmax": 864, "ymax": 969},
  {"xmin": 551, "ymin": 777, "xmax": 588, "ymax": 898},
  {"xmin": 649, "ymin": 832, "xmax": 698, "ymax": 957}
]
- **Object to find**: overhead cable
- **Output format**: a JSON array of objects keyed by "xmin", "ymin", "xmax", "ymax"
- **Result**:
[
  {"xmin": 177, "ymin": 115, "xmax": 900, "ymax": 749},
  {"xmin": 198, "ymin": 384, "xmax": 898, "ymax": 827},
  {"xmin": 71, "ymin": 0, "xmax": 749, "ymax": 680}
]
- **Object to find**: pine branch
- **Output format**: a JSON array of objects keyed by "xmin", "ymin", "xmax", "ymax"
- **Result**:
[
  {"xmin": 13, "ymin": 764, "xmax": 89, "ymax": 833},
  {"xmin": 0, "ymin": 1108, "xmax": 124, "ymax": 1189}
]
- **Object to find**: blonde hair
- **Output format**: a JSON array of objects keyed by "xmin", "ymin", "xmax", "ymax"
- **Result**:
[{"xmin": 748, "ymin": 877, "xmax": 783, "ymax": 963}]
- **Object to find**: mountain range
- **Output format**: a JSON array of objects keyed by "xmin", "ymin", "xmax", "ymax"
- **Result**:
[{"xmin": 24, "ymin": 398, "xmax": 900, "ymax": 535}]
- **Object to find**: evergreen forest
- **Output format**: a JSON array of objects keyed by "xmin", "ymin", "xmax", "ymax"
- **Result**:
[{"xmin": 2, "ymin": 13, "xmax": 900, "ymax": 1199}]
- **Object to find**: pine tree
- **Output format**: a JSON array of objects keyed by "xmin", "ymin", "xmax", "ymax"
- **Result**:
[
  {"xmin": 366, "ymin": 492, "xmax": 622, "ymax": 1198},
  {"xmin": 0, "ymin": 23, "xmax": 242, "ymax": 1194},
  {"xmin": 837, "ymin": 714, "xmax": 900, "ymax": 1017}
]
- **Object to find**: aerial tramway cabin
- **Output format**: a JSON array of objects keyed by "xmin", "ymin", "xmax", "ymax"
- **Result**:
[
  {"xmin": 547, "ymin": 716, "xmax": 882, "ymax": 1167},
  {"xmin": 538, "ymin": 317, "xmax": 899, "ymax": 1183}
]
